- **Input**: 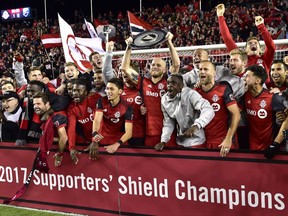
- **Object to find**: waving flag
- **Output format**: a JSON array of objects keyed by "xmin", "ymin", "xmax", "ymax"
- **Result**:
[
  {"xmin": 58, "ymin": 14, "xmax": 104, "ymax": 72},
  {"xmin": 84, "ymin": 18, "xmax": 98, "ymax": 38},
  {"xmin": 127, "ymin": 11, "xmax": 153, "ymax": 36},
  {"xmin": 40, "ymin": 34, "xmax": 62, "ymax": 49}
]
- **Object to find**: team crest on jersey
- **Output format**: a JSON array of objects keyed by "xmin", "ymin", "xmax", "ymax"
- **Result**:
[
  {"xmin": 158, "ymin": 83, "xmax": 164, "ymax": 90},
  {"xmin": 212, "ymin": 103, "xmax": 220, "ymax": 112},
  {"xmin": 114, "ymin": 111, "xmax": 120, "ymax": 118},
  {"xmin": 87, "ymin": 107, "xmax": 92, "ymax": 114},
  {"xmin": 260, "ymin": 100, "xmax": 267, "ymax": 108},
  {"xmin": 229, "ymin": 94, "xmax": 235, "ymax": 101},
  {"xmin": 212, "ymin": 94, "xmax": 219, "ymax": 102},
  {"xmin": 258, "ymin": 109, "xmax": 267, "ymax": 119},
  {"xmin": 54, "ymin": 121, "xmax": 59, "ymax": 128}
]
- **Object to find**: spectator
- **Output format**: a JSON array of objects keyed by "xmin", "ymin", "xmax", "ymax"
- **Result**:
[{"xmin": 0, "ymin": 91, "xmax": 22, "ymax": 141}]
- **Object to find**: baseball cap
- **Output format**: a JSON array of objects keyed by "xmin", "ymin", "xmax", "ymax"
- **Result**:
[{"xmin": 0, "ymin": 91, "xmax": 19, "ymax": 100}]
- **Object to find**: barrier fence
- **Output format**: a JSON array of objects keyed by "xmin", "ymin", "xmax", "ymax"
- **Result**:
[{"xmin": 0, "ymin": 142, "xmax": 288, "ymax": 215}]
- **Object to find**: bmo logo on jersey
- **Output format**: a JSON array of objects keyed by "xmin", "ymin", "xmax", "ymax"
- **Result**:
[
  {"xmin": 78, "ymin": 113, "xmax": 94, "ymax": 124},
  {"xmin": 126, "ymin": 96, "xmax": 142, "ymax": 105},
  {"xmin": 257, "ymin": 109, "xmax": 267, "ymax": 119},
  {"xmin": 146, "ymin": 90, "xmax": 166, "ymax": 98}
]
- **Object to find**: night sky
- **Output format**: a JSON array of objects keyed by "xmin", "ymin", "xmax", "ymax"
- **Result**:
[{"xmin": 0, "ymin": 0, "xmax": 191, "ymax": 21}]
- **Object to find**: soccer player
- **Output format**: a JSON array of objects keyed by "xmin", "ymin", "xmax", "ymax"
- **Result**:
[
  {"xmin": 240, "ymin": 65, "xmax": 286, "ymax": 150},
  {"xmin": 216, "ymin": 4, "xmax": 275, "ymax": 79},
  {"xmin": 266, "ymin": 60, "xmax": 288, "ymax": 92},
  {"xmin": 92, "ymin": 78, "xmax": 133, "ymax": 153},
  {"xmin": 66, "ymin": 78, "xmax": 101, "ymax": 163},
  {"xmin": 196, "ymin": 60, "xmax": 240, "ymax": 156},
  {"xmin": 154, "ymin": 74, "xmax": 214, "ymax": 150},
  {"xmin": 33, "ymin": 92, "xmax": 68, "ymax": 168},
  {"xmin": 121, "ymin": 32, "xmax": 180, "ymax": 147}
]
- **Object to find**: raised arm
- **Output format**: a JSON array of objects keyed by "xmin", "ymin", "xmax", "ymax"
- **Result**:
[
  {"xmin": 120, "ymin": 37, "xmax": 139, "ymax": 86},
  {"xmin": 166, "ymin": 32, "xmax": 180, "ymax": 74},
  {"xmin": 102, "ymin": 41, "xmax": 117, "ymax": 84},
  {"xmin": 255, "ymin": 16, "xmax": 276, "ymax": 69},
  {"xmin": 216, "ymin": 4, "xmax": 237, "ymax": 52}
]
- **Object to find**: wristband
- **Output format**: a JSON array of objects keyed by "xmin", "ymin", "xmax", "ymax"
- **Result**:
[
  {"xmin": 117, "ymin": 140, "xmax": 124, "ymax": 145},
  {"xmin": 92, "ymin": 131, "xmax": 99, "ymax": 137}
]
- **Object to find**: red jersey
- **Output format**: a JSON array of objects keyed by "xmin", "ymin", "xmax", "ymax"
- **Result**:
[
  {"xmin": 97, "ymin": 97, "xmax": 133, "ymax": 145},
  {"xmin": 218, "ymin": 16, "xmax": 275, "ymax": 81},
  {"xmin": 122, "ymin": 85, "xmax": 145, "ymax": 138},
  {"xmin": 242, "ymin": 89, "xmax": 285, "ymax": 150},
  {"xmin": 67, "ymin": 93, "xmax": 100, "ymax": 150},
  {"xmin": 138, "ymin": 76, "xmax": 167, "ymax": 136},
  {"xmin": 197, "ymin": 83, "xmax": 237, "ymax": 148}
]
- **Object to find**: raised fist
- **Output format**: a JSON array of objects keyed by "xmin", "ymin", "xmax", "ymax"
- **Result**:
[
  {"xmin": 255, "ymin": 16, "xmax": 264, "ymax": 26},
  {"xmin": 216, "ymin": 4, "xmax": 225, "ymax": 17}
]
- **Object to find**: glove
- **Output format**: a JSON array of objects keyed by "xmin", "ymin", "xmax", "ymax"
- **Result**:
[
  {"xmin": 36, "ymin": 153, "xmax": 49, "ymax": 173},
  {"xmin": 264, "ymin": 142, "xmax": 280, "ymax": 159}
]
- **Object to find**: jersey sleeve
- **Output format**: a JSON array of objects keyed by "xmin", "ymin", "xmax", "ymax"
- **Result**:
[
  {"xmin": 218, "ymin": 16, "xmax": 238, "ymax": 52},
  {"xmin": 52, "ymin": 113, "xmax": 67, "ymax": 129},
  {"xmin": 223, "ymin": 84, "xmax": 237, "ymax": 107},
  {"xmin": 125, "ymin": 105, "xmax": 133, "ymax": 123}
]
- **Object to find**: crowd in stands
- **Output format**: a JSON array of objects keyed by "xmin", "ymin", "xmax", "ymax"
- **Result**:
[
  {"xmin": 0, "ymin": 1, "xmax": 288, "ymax": 171},
  {"xmin": 0, "ymin": 0, "xmax": 287, "ymax": 77}
]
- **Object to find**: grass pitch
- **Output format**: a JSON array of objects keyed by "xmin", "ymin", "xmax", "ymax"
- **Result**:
[{"xmin": 0, "ymin": 204, "xmax": 83, "ymax": 216}]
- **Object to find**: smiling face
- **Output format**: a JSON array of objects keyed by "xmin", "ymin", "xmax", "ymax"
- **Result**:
[
  {"xmin": 105, "ymin": 82, "xmax": 122, "ymax": 102},
  {"xmin": 271, "ymin": 63, "xmax": 286, "ymax": 87},
  {"xmin": 33, "ymin": 97, "xmax": 49, "ymax": 116},
  {"xmin": 65, "ymin": 65, "xmax": 79, "ymax": 80},
  {"xmin": 150, "ymin": 58, "xmax": 166, "ymax": 78}
]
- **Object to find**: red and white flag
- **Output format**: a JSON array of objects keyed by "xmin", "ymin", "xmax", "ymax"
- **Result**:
[
  {"xmin": 58, "ymin": 14, "xmax": 104, "ymax": 72},
  {"xmin": 127, "ymin": 11, "xmax": 152, "ymax": 36},
  {"xmin": 40, "ymin": 34, "xmax": 62, "ymax": 49},
  {"xmin": 84, "ymin": 18, "xmax": 98, "ymax": 38}
]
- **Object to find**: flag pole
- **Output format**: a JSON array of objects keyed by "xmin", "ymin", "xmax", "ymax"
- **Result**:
[
  {"xmin": 140, "ymin": 0, "xmax": 142, "ymax": 17},
  {"xmin": 90, "ymin": 0, "xmax": 93, "ymax": 22},
  {"xmin": 44, "ymin": 0, "xmax": 47, "ymax": 26}
]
